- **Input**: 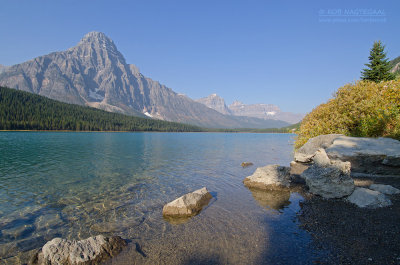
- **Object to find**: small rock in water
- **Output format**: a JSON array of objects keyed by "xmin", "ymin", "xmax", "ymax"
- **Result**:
[
  {"xmin": 243, "ymin": 165, "xmax": 291, "ymax": 190},
  {"xmin": 241, "ymin": 162, "xmax": 254, "ymax": 168},
  {"xmin": 369, "ymin": 184, "xmax": 400, "ymax": 195},
  {"xmin": 162, "ymin": 187, "xmax": 212, "ymax": 218},
  {"xmin": 347, "ymin": 187, "xmax": 392, "ymax": 208},
  {"xmin": 31, "ymin": 235, "xmax": 126, "ymax": 265}
]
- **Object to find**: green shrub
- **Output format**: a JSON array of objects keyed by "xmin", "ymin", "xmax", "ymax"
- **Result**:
[{"xmin": 295, "ymin": 80, "xmax": 400, "ymax": 148}]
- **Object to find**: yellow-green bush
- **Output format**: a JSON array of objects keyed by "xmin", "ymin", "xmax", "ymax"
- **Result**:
[{"xmin": 295, "ymin": 80, "xmax": 400, "ymax": 148}]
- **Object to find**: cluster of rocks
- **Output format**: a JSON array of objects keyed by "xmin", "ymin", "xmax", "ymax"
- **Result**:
[
  {"xmin": 27, "ymin": 187, "xmax": 212, "ymax": 264},
  {"xmin": 293, "ymin": 134, "xmax": 400, "ymax": 176},
  {"xmin": 244, "ymin": 134, "xmax": 400, "ymax": 209}
]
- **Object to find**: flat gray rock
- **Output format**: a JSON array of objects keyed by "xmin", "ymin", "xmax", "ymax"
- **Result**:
[
  {"xmin": 295, "ymin": 134, "xmax": 343, "ymax": 162},
  {"xmin": 347, "ymin": 187, "xmax": 392, "ymax": 208},
  {"xmin": 243, "ymin": 165, "xmax": 291, "ymax": 190},
  {"xmin": 326, "ymin": 136, "xmax": 400, "ymax": 175},
  {"xmin": 32, "ymin": 235, "xmax": 126, "ymax": 265},
  {"xmin": 369, "ymin": 184, "xmax": 400, "ymax": 195},
  {"xmin": 162, "ymin": 187, "xmax": 212, "ymax": 218}
]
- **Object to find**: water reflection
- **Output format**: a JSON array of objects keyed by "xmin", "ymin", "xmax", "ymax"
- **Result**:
[{"xmin": 248, "ymin": 188, "xmax": 291, "ymax": 213}]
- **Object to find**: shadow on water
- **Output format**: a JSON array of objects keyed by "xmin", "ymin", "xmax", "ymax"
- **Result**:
[
  {"xmin": 134, "ymin": 242, "xmax": 147, "ymax": 258},
  {"xmin": 246, "ymin": 186, "xmax": 329, "ymax": 265},
  {"xmin": 182, "ymin": 254, "xmax": 223, "ymax": 265}
]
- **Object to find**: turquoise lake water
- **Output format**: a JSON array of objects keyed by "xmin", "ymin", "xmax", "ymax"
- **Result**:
[{"xmin": 0, "ymin": 132, "xmax": 324, "ymax": 264}]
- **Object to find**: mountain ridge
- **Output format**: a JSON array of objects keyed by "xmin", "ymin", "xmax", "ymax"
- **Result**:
[
  {"xmin": 196, "ymin": 94, "xmax": 304, "ymax": 124},
  {"xmin": 0, "ymin": 31, "xmax": 290, "ymax": 128}
]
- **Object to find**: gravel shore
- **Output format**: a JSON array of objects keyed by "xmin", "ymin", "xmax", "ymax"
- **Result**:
[{"xmin": 298, "ymin": 177, "xmax": 400, "ymax": 265}]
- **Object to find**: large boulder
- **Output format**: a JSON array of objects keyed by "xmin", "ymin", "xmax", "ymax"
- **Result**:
[
  {"xmin": 369, "ymin": 184, "xmax": 400, "ymax": 195},
  {"xmin": 162, "ymin": 187, "xmax": 212, "ymax": 218},
  {"xmin": 301, "ymin": 150, "xmax": 354, "ymax": 199},
  {"xmin": 243, "ymin": 165, "xmax": 291, "ymax": 190},
  {"xmin": 302, "ymin": 165, "xmax": 354, "ymax": 199},
  {"xmin": 294, "ymin": 134, "xmax": 343, "ymax": 163},
  {"xmin": 326, "ymin": 136, "xmax": 400, "ymax": 175},
  {"xmin": 347, "ymin": 187, "xmax": 392, "ymax": 208},
  {"xmin": 32, "ymin": 235, "xmax": 126, "ymax": 265}
]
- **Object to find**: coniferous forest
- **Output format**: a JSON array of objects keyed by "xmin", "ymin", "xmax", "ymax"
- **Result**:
[{"xmin": 0, "ymin": 86, "xmax": 203, "ymax": 132}]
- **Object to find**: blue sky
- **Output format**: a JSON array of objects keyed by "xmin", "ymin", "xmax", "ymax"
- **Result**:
[{"xmin": 1, "ymin": 0, "xmax": 399, "ymax": 113}]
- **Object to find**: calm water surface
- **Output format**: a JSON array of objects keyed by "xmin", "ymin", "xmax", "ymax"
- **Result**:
[{"xmin": 0, "ymin": 132, "xmax": 323, "ymax": 264}]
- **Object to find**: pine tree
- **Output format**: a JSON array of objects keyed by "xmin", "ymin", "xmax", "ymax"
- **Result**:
[{"xmin": 361, "ymin": 41, "xmax": 395, "ymax": 82}]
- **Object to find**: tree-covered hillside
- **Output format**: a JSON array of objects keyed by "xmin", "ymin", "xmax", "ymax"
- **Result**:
[{"xmin": 0, "ymin": 86, "xmax": 203, "ymax": 132}]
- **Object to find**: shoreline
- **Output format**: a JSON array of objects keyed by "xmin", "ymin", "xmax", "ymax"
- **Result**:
[
  {"xmin": 0, "ymin": 130, "xmax": 296, "ymax": 134},
  {"xmin": 297, "ymin": 176, "xmax": 400, "ymax": 264}
]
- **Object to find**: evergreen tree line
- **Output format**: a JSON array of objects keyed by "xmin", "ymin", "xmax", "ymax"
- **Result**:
[{"xmin": 0, "ymin": 86, "xmax": 204, "ymax": 132}]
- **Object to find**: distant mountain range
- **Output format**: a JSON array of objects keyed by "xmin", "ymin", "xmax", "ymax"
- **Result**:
[
  {"xmin": 0, "ymin": 32, "xmax": 300, "ymax": 128},
  {"xmin": 196, "ymin": 94, "xmax": 304, "ymax": 124}
]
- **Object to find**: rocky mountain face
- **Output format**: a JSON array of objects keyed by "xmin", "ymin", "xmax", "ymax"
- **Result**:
[
  {"xmin": 197, "ymin": 95, "xmax": 304, "ymax": 124},
  {"xmin": 0, "ymin": 65, "xmax": 9, "ymax": 74},
  {"xmin": 196, "ymin": 94, "xmax": 231, "ymax": 115},
  {"xmin": 390, "ymin": 56, "xmax": 400, "ymax": 74},
  {"xmin": 229, "ymin": 100, "xmax": 280, "ymax": 119},
  {"xmin": 0, "ymin": 32, "xmax": 290, "ymax": 128}
]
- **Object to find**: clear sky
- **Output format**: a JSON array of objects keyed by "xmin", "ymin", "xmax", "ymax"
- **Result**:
[{"xmin": 1, "ymin": 0, "xmax": 399, "ymax": 113}]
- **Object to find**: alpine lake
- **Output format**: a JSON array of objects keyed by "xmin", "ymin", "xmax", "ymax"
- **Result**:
[{"xmin": 0, "ymin": 132, "xmax": 326, "ymax": 264}]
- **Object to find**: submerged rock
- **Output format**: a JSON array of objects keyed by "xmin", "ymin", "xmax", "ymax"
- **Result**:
[
  {"xmin": 248, "ymin": 188, "xmax": 291, "ymax": 212},
  {"xmin": 2, "ymin": 224, "xmax": 35, "ymax": 240},
  {"xmin": 347, "ymin": 188, "xmax": 392, "ymax": 208},
  {"xmin": 162, "ymin": 187, "xmax": 212, "ymax": 218},
  {"xmin": 241, "ymin": 162, "xmax": 254, "ymax": 168},
  {"xmin": 369, "ymin": 184, "xmax": 400, "ymax": 195},
  {"xmin": 32, "ymin": 235, "xmax": 126, "ymax": 265},
  {"xmin": 243, "ymin": 165, "xmax": 291, "ymax": 190}
]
